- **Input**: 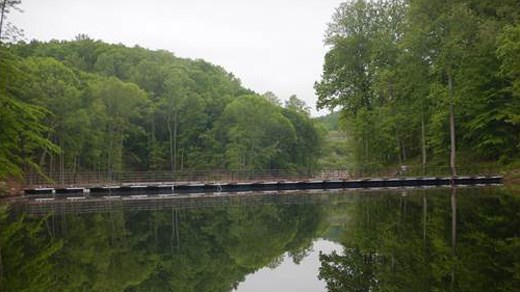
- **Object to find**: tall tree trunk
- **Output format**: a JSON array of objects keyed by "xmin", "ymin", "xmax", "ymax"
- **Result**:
[
  {"xmin": 249, "ymin": 141, "xmax": 254, "ymax": 177},
  {"xmin": 167, "ymin": 114, "xmax": 174, "ymax": 173},
  {"xmin": 49, "ymin": 153, "xmax": 54, "ymax": 180},
  {"xmin": 150, "ymin": 118, "xmax": 155, "ymax": 168},
  {"xmin": 448, "ymin": 71, "xmax": 457, "ymax": 177},
  {"xmin": 401, "ymin": 139, "xmax": 407, "ymax": 162},
  {"xmin": 119, "ymin": 130, "xmax": 124, "ymax": 172},
  {"xmin": 39, "ymin": 150, "xmax": 48, "ymax": 171},
  {"xmin": 72, "ymin": 155, "xmax": 77, "ymax": 184},
  {"xmin": 107, "ymin": 122, "xmax": 113, "ymax": 179},
  {"xmin": 0, "ymin": 1, "xmax": 7, "ymax": 41},
  {"xmin": 59, "ymin": 138, "xmax": 64, "ymax": 185},
  {"xmin": 395, "ymin": 129, "xmax": 402, "ymax": 165},
  {"xmin": 180, "ymin": 147, "xmax": 184, "ymax": 171},
  {"xmin": 421, "ymin": 113, "xmax": 427, "ymax": 175},
  {"xmin": 173, "ymin": 110, "xmax": 178, "ymax": 175},
  {"xmin": 364, "ymin": 136, "xmax": 369, "ymax": 173},
  {"xmin": 38, "ymin": 132, "xmax": 52, "ymax": 177},
  {"xmin": 150, "ymin": 116, "xmax": 158, "ymax": 170}
]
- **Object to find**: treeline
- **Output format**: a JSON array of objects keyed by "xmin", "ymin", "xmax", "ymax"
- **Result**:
[
  {"xmin": 0, "ymin": 37, "xmax": 323, "ymax": 181},
  {"xmin": 316, "ymin": 0, "xmax": 520, "ymax": 169}
]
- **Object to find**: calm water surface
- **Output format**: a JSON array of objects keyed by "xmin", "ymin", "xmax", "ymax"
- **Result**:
[
  {"xmin": 234, "ymin": 239, "xmax": 341, "ymax": 292},
  {"xmin": 0, "ymin": 186, "xmax": 519, "ymax": 291}
]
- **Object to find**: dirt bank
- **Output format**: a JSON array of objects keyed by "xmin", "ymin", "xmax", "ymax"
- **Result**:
[
  {"xmin": 0, "ymin": 179, "xmax": 24, "ymax": 198},
  {"xmin": 503, "ymin": 169, "xmax": 520, "ymax": 186}
]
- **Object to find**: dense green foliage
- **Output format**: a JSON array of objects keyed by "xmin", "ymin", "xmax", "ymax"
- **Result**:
[
  {"xmin": 316, "ymin": 0, "xmax": 520, "ymax": 169},
  {"xmin": 0, "ymin": 50, "xmax": 59, "ymax": 180},
  {"xmin": 0, "ymin": 38, "xmax": 323, "ymax": 181}
]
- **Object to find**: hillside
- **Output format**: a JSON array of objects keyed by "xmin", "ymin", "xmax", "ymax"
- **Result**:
[{"xmin": 0, "ymin": 38, "xmax": 323, "ymax": 183}]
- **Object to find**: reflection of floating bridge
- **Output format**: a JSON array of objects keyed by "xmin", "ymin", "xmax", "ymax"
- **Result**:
[{"xmin": 15, "ymin": 190, "xmax": 360, "ymax": 216}]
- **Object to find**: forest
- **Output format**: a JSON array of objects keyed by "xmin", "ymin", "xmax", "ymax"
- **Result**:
[
  {"xmin": 316, "ymin": 0, "xmax": 520, "ymax": 170},
  {"xmin": 2, "ymin": 0, "xmax": 520, "ymax": 188},
  {"xmin": 0, "ymin": 37, "xmax": 323, "ymax": 183}
]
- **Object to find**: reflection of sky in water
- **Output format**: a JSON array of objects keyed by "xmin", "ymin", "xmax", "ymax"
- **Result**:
[{"xmin": 234, "ymin": 239, "xmax": 341, "ymax": 292}]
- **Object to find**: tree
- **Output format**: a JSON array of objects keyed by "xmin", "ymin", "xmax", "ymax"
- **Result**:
[
  {"xmin": 315, "ymin": 0, "xmax": 408, "ymax": 167},
  {"xmin": 496, "ymin": 24, "xmax": 520, "ymax": 157},
  {"xmin": 285, "ymin": 94, "xmax": 310, "ymax": 115},
  {"xmin": 18, "ymin": 57, "xmax": 83, "ymax": 182},
  {"xmin": 409, "ymin": 0, "xmax": 480, "ymax": 175},
  {"xmin": 262, "ymin": 91, "xmax": 282, "ymax": 106},
  {"xmin": 0, "ymin": 0, "xmax": 21, "ymax": 42},
  {"xmin": 3, "ymin": 38, "xmax": 324, "ymax": 179},
  {"xmin": 316, "ymin": 0, "xmax": 519, "ymax": 170},
  {"xmin": 90, "ymin": 77, "xmax": 148, "ymax": 174},
  {"xmin": 161, "ymin": 68, "xmax": 207, "ymax": 173},
  {"xmin": 282, "ymin": 108, "xmax": 323, "ymax": 171},
  {"xmin": 0, "ymin": 93, "xmax": 57, "ymax": 179},
  {"xmin": 216, "ymin": 95, "xmax": 297, "ymax": 172},
  {"xmin": 0, "ymin": 51, "xmax": 58, "ymax": 181}
]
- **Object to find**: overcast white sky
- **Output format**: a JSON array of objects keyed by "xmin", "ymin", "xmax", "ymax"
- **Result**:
[{"xmin": 10, "ymin": 0, "xmax": 342, "ymax": 116}]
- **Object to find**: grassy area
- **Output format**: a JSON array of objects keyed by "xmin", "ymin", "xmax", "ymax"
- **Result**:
[{"xmin": 318, "ymin": 130, "xmax": 351, "ymax": 169}]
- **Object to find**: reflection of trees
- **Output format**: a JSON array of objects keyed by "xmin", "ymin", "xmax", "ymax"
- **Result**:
[
  {"xmin": 2, "ymin": 201, "xmax": 327, "ymax": 291},
  {"xmin": 127, "ymin": 203, "xmax": 326, "ymax": 291},
  {"xmin": 319, "ymin": 188, "xmax": 520, "ymax": 291},
  {"xmin": 319, "ymin": 247, "xmax": 377, "ymax": 291},
  {"xmin": 0, "ymin": 206, "xmax": 62, "ymax": 292},
  {"xmin": 451, "ymin": 187, "xmax": 457, "ymax": 291}
]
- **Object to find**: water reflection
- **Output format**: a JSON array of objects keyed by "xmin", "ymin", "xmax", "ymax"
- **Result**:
[
  {"xmin": 318, "ymin": 187, "xmax": 520, "ymax": 291},
  {"xmin": 234, "ymin": 239, "xmax": 341, "ymax": 292},
  {"xmin": 1, "ymin": 193, "xmax": 331, "ymax": 291},
  {"xmin": 1, "ymin": 187, "xmax": 519, "ymax": 291},
  {"xmin": 0, "ymin": 205, "xmax": 62, "ymax": 292}
]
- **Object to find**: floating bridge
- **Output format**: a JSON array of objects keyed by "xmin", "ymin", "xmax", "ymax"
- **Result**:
[{"xmin": 24, "ymin": 175, "xmax": 502, "ymax": 198}]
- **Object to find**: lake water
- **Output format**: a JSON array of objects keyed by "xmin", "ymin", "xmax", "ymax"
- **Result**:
[{"xmin": 0, "ymin": 186, "xmax": 519, "ymax": 291}]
